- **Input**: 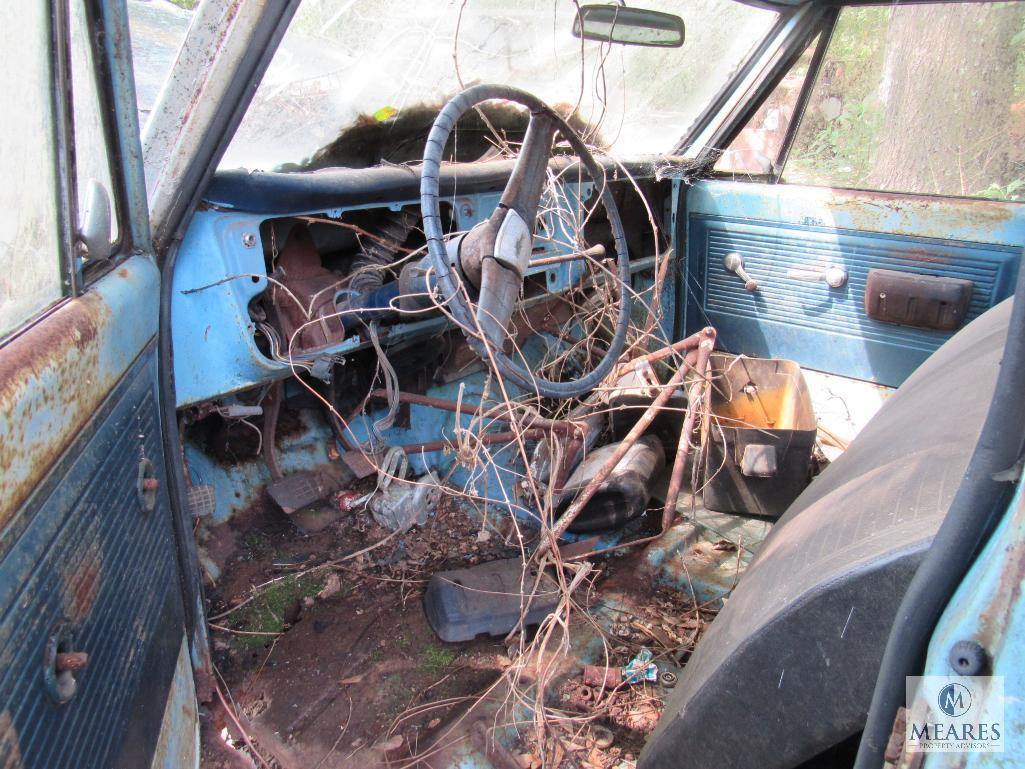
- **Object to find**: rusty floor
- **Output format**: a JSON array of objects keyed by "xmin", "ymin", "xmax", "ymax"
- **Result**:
[
  {"xmin": 199, "ymin": 491, "xmax": 523, "ymax": 768},
  {"xmin": 195, "ymin": 485, "xmax": 740, "ymax": 769}
]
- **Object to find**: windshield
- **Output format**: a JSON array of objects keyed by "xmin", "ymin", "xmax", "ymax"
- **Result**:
[{"xmin": 220, "ymin": 0, "xmax": 778, "ymax": 171}]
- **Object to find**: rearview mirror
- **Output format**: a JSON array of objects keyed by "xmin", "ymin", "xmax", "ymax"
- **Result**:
[{"xmin": 572, "ymin": 5, "xmax": 685, "ymax": 48}]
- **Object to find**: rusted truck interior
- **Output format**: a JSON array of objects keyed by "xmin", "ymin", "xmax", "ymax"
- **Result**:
[
  {"xmin": 159, "ymin": 3, "xmax": 1025, "ymax": 767},
  {"xmin": 3, "ymin": 1, "xmax": 1025, "ymax": 769}
]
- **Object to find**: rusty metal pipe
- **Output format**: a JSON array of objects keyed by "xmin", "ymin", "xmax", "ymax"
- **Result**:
[
  {"xmin": 627, "ymin": 326, "xmax": 716, "ymax": 370},
  {"xmin": 263, "ymin": 381, "xmax": 285, "ymax": 480},
  {"xmin": 536, "ymin": 359, "xmax": 696, "ymax": 554},
  {"xmin": 583, "ymin": 664, "xmax": 623, "ymax": 688},
  {"xmin": 662, "ymin": 339, "xmax": 714, "ymax": 525},
  {"xmin": 563, "ymin": 336, "xmax": 716, "ymax": 561},
  {"xmin": 512, "ymin": 412, "xmax": 583, "ymax": 436},
  {"xmin": 398, "ymin": 428, "xmax": 546, "ymax": 454},
  {"xmin": 367, "ymin": 389, "xmax": 485, "ymax": 414},
  {"xmin": 529, "ymin": 243, "xmax": 606, "ymax": 267},
  {"xmin": 365, "ymin": 389, "xmax": 582, "ymax": 436}
]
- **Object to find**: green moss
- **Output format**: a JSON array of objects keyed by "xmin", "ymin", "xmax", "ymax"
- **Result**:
[
  {"xmin": 230, "ymin": 572, "xmax": 326, "ymax": 650},
  {"xmin": 241, "ymin": 530, "xmax": 268, "ymax": 552},
  {"xmin": 418, "ymin": 643, "xmax": 457, "ymax": 673}
]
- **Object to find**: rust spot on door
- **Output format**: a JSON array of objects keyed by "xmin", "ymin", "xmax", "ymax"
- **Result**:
[
  {"xmin": 0, "ymin": 291, "xmax": 114, "ymax": 531},
  {"xmin": 0, "ymin": 711, "xmax": 22, "ymax": 769},
  {"xmin": 63, "ymin": 541, "xmax": 103, "ymax": 623},
  {"xmin": 824, "ymin": 188, "xmax": 1017, "ymax": 240}
]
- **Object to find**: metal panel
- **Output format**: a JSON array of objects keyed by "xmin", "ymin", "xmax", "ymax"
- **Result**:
[
  {"xmin": 0, "ymin": 3, "xmax": 196, "ymax": 766},
  {"xmin": 684, "ymin": 181, "xmax": 1024, "ymax": 385},
  {"xmin": 0, "ymin": 350, "xmax": 185, "ymax": 769},
  {"xmin": 0, "ymin": 255, "xmax": 159, "ymax": 542},
  {"xmin": 919, "ymin": 480, "xmax": 1025, "ymax": 768},
  {"xmin": 172, "ymin": 186, "xmax": 590, "ymax": 406},
  {"xmin": 148, "ymin": 638, "xmax": 200, "ymax": 769}
]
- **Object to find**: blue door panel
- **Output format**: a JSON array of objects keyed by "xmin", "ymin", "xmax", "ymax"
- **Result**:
[
  {"xmin": 0, "ymin": 348, "xmax": 183, "ymax": 769},
  {"xmin": 684, "ymin": 182, "xmax": 1024, "ymax": 385}
]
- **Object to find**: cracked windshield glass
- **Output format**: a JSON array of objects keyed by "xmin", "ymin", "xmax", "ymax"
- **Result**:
[{"xmin": 219, "ymin": 0, "xmax": 778, "ymax": 171}]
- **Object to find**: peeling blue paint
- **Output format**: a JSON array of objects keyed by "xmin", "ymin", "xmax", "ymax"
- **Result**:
[{"xmin": 921, "ymin": 479, "xmax": 1025, "ymax": 766}]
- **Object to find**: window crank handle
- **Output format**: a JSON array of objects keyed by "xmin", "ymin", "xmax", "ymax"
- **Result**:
[{"xmin": 723, "ymin": 252, "xmax": 758, "ymax": 292}]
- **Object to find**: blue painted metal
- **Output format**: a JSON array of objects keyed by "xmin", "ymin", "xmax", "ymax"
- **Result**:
[
  {"xmin": 173, "ymin": 185, "xmax": 590, "ymax": 406},
  {"xmin": 689, "ymin": 181, "xmax": 1025, "ymax": 245},
  {"xmin": 0, "ymin": 350, "xmax": 186, "ymax": 769},
  {"xmin": 148, "ymin": 638, "xmax": 200, "ymax": 769},
  {"xmin": 0, "ymin": 255, "xmax": 160, "ymax": 532},
  {"xmin": 684, "ymin": 181, "xmax": 1024, "ymax": 385},
  {"xmin": 100, "ymin": 0, "xmax": 152, "ymax": 252},
  {"xmin": 186, "ymin": 403, "xmax": 335, "ymax": 524},
  {"xmin": 189, "ymin": 340, "xmax": 543, "ymax": 527},
  {"xmin": 171, "ymin": 209, "xmax": 277, "ymax": 405},
  {"xmin": 188, "ymin": 331, "xmax": 627, "ymax": 551},
  {"xmin": 640, "ymin": 513, "xmax": 770, "ymax": 605},
  {"xmin": 655, "ymin": 183, "xmax": 680, "ymax": 346},
  {"xmin": 920, "ymin": 478, "xmax": 1025, "ymax": 766}
]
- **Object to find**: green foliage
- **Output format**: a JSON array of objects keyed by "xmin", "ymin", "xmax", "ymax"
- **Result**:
[
  {"xmin": 418, "ymin": 643, "xmax": 457, "ymax": 673},
  {"xmin": 784, "ymin": 3, "xmax": 1025, "ymax": 198},
  {"xmin": 789, "ymin": 98, "xmax": 883, "ymax": 187},
  {"xmin": 231, "ymin": 573, "xmax": 326, "ymax": 650},
  {"xmin": 976, "ymin": 178, "xmax": 1025, "ymax": 202},
  {"xmin": 823, "ymin": 7, "xmax": 890, "ymax": 86},
  {"xmin": 785, "ymin": 7, "xmax": 889, "ymax": 187},
  {"xmin": 166, "ymin": 0, "xmax": 199, "ymax": 9}
]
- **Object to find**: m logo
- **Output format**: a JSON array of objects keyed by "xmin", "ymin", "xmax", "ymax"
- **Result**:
[
  {"xmin": 937, "ymin": 682, "xmax": 972, "ymax": 718},
  {"xmin": 907, "ymin": 676, "xmax": 1003, "ymax": 753}
]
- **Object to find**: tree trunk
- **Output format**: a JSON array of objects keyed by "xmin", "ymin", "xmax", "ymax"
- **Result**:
[{"xmin": 869, "ymin": 3, "xmax": 1024, "ymax": 196}]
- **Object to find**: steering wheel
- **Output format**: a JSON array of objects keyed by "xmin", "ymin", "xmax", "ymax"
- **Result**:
[{"xmin": 419, "ymin": 84, "xmax": 632, "ymax": 399}]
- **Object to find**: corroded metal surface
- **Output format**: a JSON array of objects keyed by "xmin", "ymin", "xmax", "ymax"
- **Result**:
[
  {"xmin": 684, "ymin": 180, "xmax": 1023, "ymax": 385},
  {"xmin": 920, "ymin": 482, "xmax": 1025, "ymax": 766},
  {"xmin": 148, "ymin": 638, "xmax": 200, "ymax": 769},
  {"xmin": 0, "ymin": 255, "xmax": 158, "ymax": 531},
  {"xmin": 689, "ymin": 181, "xmax": 1025, "ymax": 245},
  {"xmin": 62, "ymin": 541, "xmax": 102, "ymax": 623}
]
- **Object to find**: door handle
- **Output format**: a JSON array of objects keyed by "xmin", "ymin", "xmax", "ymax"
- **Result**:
[
  {"xmin": 723, "ymin": 253, "xmax": 758, "ymax": 292},
  {"xmin": 787, "ymin": 265, "xmax": 848, "ymax": 288}
]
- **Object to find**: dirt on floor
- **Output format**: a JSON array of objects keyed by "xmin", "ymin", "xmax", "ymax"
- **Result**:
[{"xmin": 198, "ymin": 492, "xmax": 714, "ymax": 769}]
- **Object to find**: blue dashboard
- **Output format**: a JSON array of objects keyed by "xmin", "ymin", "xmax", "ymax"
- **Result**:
[{"xmin": 172, "ymin": 167, "xmax": 599, "ymax": 406}]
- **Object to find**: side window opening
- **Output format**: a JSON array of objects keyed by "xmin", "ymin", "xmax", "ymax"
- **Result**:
[
  {"xmin": 0, "ymin": 5, "xmax": 65, "ymax": 339},
  {"xmin": 0, "ymin": 0, "xmax": 128, "ymax": 342},
  {"xmin": 713, "ymin": 33, "xmax": 822, "ymax": 177},
  {"xmin": 70, "ymin": 0, "xmax": 122, "ymax": 262},
  {"xmin": 783, "ymin": 2, "xmax": 1025, "ymax": 201}
]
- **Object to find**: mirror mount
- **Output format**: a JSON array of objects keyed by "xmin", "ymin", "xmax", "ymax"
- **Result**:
[
  {"xmin": 572, "ymin": 5, "xmax": 685, "ymax": 48},
  {"xmin": 76, "ymin": 179, "xmax": 113, "ymax": 262}
]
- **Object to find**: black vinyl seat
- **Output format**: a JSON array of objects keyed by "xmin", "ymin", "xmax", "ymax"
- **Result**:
[{"xmin": 640, "ymin": 297, "xmax": 1014, "ymax": 769}]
